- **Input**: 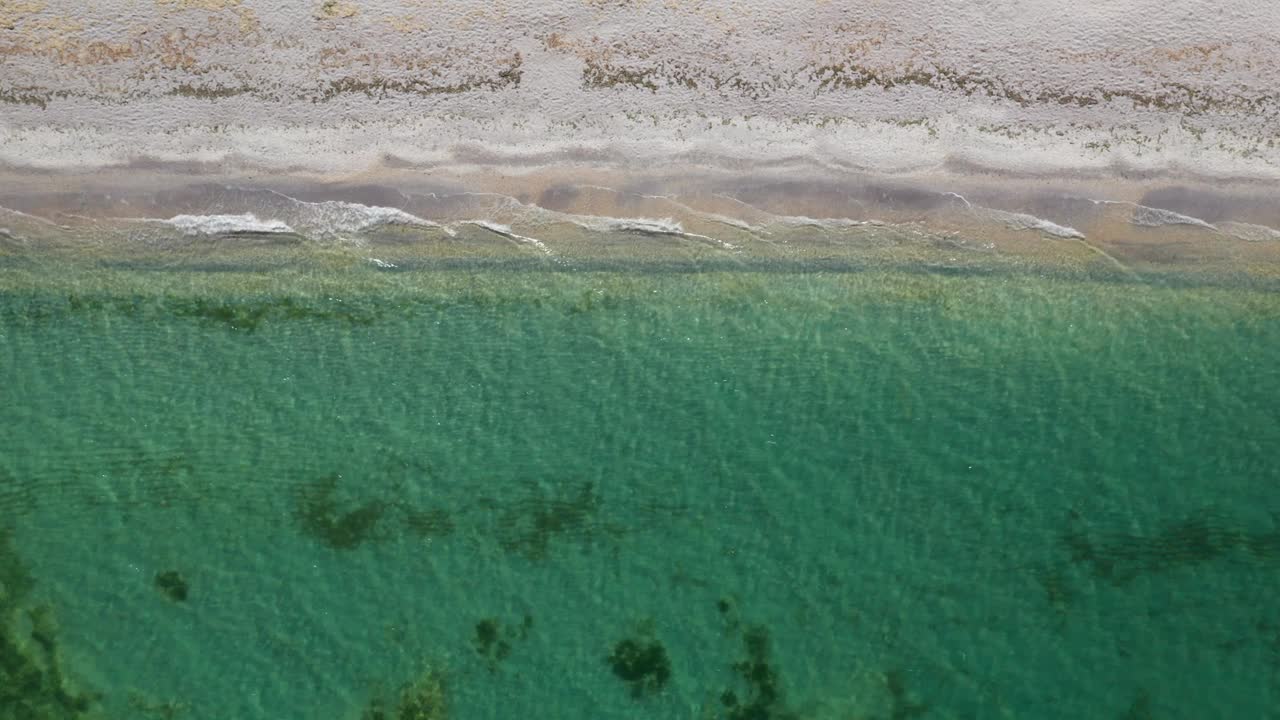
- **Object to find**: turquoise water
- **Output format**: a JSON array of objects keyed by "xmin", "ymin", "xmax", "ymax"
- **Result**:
[{"xmin": 2, "ymin": 266, "xmax": 1279, "ymax": 719}]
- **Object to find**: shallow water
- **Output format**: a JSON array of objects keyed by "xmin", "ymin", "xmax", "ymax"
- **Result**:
[{"xmin": 2, "ymin": 262, "xmax": 1279, "ymax": 719}]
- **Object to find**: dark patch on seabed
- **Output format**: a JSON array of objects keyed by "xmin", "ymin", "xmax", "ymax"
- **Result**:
[
  {"xmin": 607, "ymin": 621, "xmax": 671, "ymax": 699},
  {"xmin": 1060, "ymin": 508, "xmax": 1280, "ymax": 585},
  {"xmin": 0, "ymin": 528, "xmax": 100, "ymax": 719},
  {"xmin": 293, "ymin": 473, "xmax": 391, "ymax": 550},
  {"xmin": 358, "ymin": 666, "xmax": 448, "ymax": 720},
  {"xmin": 472, "ymin": 614, "xmax": 533, "ymax": 672},
  {"xmin": 291, "ymin": 472, "xmax": 682, "ymax": 559},
  {"xmin": 1027, "ymin": 507, "xmax": 1280, "ymax": 703},
  {"xmin": 153, "ymin": 571, "xmax": 190, "ymax": 603}
]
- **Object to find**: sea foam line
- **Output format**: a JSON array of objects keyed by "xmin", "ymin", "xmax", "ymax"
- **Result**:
[
  {"xmin": 461, "ymin": 220, "xmax": 553, "ymax": 254},
  {"xmin": 246, "ymin": 188, "xmax": 458, "ymax": 238},
  {"xmin": 945, "ymin": 192, "xmax": 1086, "ymax": 239},
  {"xmin": 573, "ymin": 216, "xmax": 738, "ymax": 250},
  {"xmin": 158, "ymin": 213, "xmax": 296, "ymax": 235}
]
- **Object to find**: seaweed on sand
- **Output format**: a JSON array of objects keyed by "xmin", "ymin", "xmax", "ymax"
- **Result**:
[
  {"xmin": 606, "ymin": 627, "xmax": 671, "ymax": 699},
  {"xmin": 169, "ymin": 296, "xmax": 380, "ymax": 332},
  {"xmin": 1061, "ymin": 509, "xmax": 1280, "ymax": 584},
  {"xmin": 0, "ymin": 529, "xmax": 100, "ymax": 719},
  {"xmin": 719, "ymin": 625, "xmax": 797, "ymax": 720},
  {"xmin": 360, "ymin": 667, "xmax": 448, "ymax": 720},
  {"xmin": 294, "ymin": 474, "xmax": 388, "ymax": 550},
  {"xmin": 153, "ymin": 571, "xmax": 189, "ymax": 603},
  {"xmin": 490, "ymin": 481, "xmax": 617, "ymax": 560},
  {"xmin": 884, "ymin": 669, "xmax": 930, "ymax": 720},
  {"xmin": 472, "ymin": 614, "xmax": 532, "ymax": 672},
  {"xmin": 401, "ymin": 507, "xmax": 456, "ymax": 541}
]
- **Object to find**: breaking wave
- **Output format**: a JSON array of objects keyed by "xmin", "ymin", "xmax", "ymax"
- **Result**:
[
  {"xmin": 462, "ymin": 220, "xmax": 552, "ymax": 254},
  {"xmin": 160, "ymin": 213, "xmax": 295, "ymax": 235},
  {"xmin": 1128, "ymin": 205, "xmax": 1217, "ymax": 230}
]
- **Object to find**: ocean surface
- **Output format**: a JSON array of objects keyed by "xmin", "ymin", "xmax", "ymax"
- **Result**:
[{"xmin": 2, "ymin": 255, "xmax": 1279, "ymax": 720}]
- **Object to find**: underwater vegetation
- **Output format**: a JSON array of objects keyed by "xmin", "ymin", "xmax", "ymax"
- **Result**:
[
  {"xmin": 293, "ymin": 474, "xmax": 389, "ymax": 550},
  {"xmin": 153, "ymin": 571, "xmax": 189, "ymax": 603},
  {"xmin": 706, "ymin": 600, "xmax": 930, "ymax": 720},
  {"xmin": 719, "ymin": 625, "xmax": 797, "ymax": 720},
  {"xmin": 0, "ymin": 468, "xmax": 36, "ymax": 519},
  {"xmin": 0, "ymin": 529, "xmax": 100, "ymax": 720},
  {"xmin": 883, "ymin": 670, "xmax": 930, "ymax": 720},
  {"xmin": 1119, "ymin": 690, "xmax": 1154, "ymax": 720},
  {"xmin": 0, "ymin": 529, "xmax": 34, "ymax": 615},
  {"xmin": 488, "ymin": 481, "xmax": 615, "ymax": 561},
  {"xmin": 606, "ymin": 625, "xmax": 671, "ymax": 700},
  {"xmin": 0, "ymin": 292, "xmax": 387, "ymax": 332},
  {"xmin": 401, "ymin": 507, "xmax": 456, "ymax": 541},
  {"xmin": 291, "ymin": 471, "xmax": 680, "ymax": 560},
  {"xmin": 126, "ymin": 691, "xmax": 189, "ymax": 720},
  {"xmin": 359, "ymin": 667, "xmax": 448, "ymax": 720},
  {"xmin": 169, "ymin": 296, "xmax": 381, "ymax": 332},
  {"xmin": 472, "ymin": 615, "xmax": 533, "ymax": 672},
  {"xmin": 1061, "ymin": 510, "xmax": 1280, "ymax": 584}
]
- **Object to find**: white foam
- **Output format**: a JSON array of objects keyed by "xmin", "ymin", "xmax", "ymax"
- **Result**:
[
  {"xmin": 992, "ymin": 210, "xmax": 1087, "ymax": 239},
  {"xmin": 1126, "ymin": 204, "xmax": 1217, "ymax": 230},
  {"xmin": 1219, "ymin": 221, "xmax": 1280, "ymax": 242},
  {"xmin": 947, "ymin": 192, "xmax": 1085, "ymax": 239},
  {"xmin": 582, "ymin": 217, "xmax": 689, "ymax": 236},
  {"xmin": 778, "ymin": 216, "xmax": 879, "ymax": 229},
  {"xmin": 162, "ymin": 213, "xmax": 295, "ymax": 235},
  {"xmin": 573, "ymin": 216, "xmax": 737, "ymax": 250},
  {"xmin": 462, "ymin": 220, "xmax": 552, "ymax": 254},
  {"xmin": 0, "ymin": 205, "xmax": 60, "ymax": 226},
  {"xmin": 279, "ymin": 200, "xmax": 456, "ymax": 240}
]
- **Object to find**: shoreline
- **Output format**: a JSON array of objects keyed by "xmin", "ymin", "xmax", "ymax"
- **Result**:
[
  {"xmin": 3, "ymin": 167, "xmax": 1280, "ymax": 283},
  {"xmin": 4, "ymin": 0, "xmax": 1280, "ymax": 282}
]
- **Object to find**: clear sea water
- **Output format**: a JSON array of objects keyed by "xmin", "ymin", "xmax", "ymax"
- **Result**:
[{"xmin": 2, "ymin": 263, "xmax": 1279, "ymax": 719}]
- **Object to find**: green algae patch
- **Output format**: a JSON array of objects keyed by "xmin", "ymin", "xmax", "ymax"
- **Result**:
[
  {"xmin": 606, "ymin": 634, "xmax": 671, "ymax": 699},
  {"xmin": 294, "ymin": 474, "xmax": 388, "ymax": 551},
  {"xmin": 401, "ymin": 507, "xmax": 456, "ymax": 541},
  {"xmin": 490, "ymin": 481, "xmax": 614, "ymax": 561},
  {"xmin": 0, "ymin": 530, "xmax": 101, "ymax": 720},
  {"xmin": 471, "ymin": 614, "xmax": 532, "ymax": 672},
  {"xmin": 169, "ymin": 295, "xmax": 380, "ymax": 331},
  {"xmin": 1061, "ymin": 509, "xmax": 1280, "ymax": 585},
  {"xmin": 153, "ymin": 571, "xmax": 189, "ymax": 603},
  {"xmin": 360, "ymin": 667, "xmax": 448, "ymax": 720},
  {"xmin": 0, "ymin": 530, "xmax": 34, "ymax": 616},
  {"xmin": 126, "ymin": 691, "xmax": 189, "ymax": 720},
  {"xmin": 720, "ymin": 625, "xmax": 795, "ymax": 720}
]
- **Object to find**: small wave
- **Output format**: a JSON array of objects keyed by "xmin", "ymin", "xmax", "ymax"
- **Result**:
[
  {"xmin": 777, "ymin": 215, "xmax": 880, "ymax": 230},
  {"xmin": 573, "ymin": 216, "xmax": 738, "ymax": 250},
  {"xmin": 581, "ymin": 217, "xmax": 690, "ymax": 236},
  {"xmin": 161, "ymin": 213, "xmax": 295, "ymax": 235},
  {"xmin": 704, "ymin": 193, "xmax": 886, "ymax": 233},
  {"xmin": 239, "ymin": 188, "xmax": 458, "ymax": 239},
  {"xmin": 298, "ymin": 200, "xmax": 457, "ymax": 238},
  {"xmin": 462, "ymin": 220, "xmax": 552, "ymax": 254},
  {"xmin": 1219, "ymin": 221, "xmax": 1280, "ymax": 242},
  {"xmin": 0, "ymin": 205, "xmax": 61, "ymax": 226},
  {"xmin": 992, "ymin": 210, "xmax": 1086, "ymax": 239},
  {"xmin": 945, "ymin": 192, "xmax": 1084, "ymax": 239},
  {"xmin": 563, "ymin": 185, "xmax": 764, "ymax": 234},
  {"xmin": 698, "ymin": 212, "xmax": 762, "ymax": 232},
  {"xmin": 1129, "ymin": 205, "xmax": 1217, "ymax": 230}
]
